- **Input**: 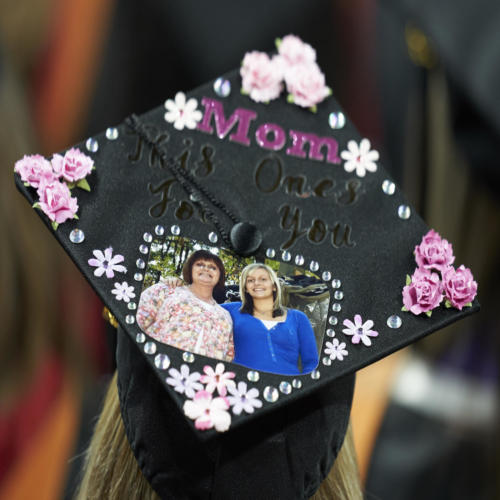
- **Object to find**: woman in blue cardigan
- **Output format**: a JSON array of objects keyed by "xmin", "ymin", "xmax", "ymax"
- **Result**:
[{"xmin": 222, "ymin": 263, "xmax": 319, "ymax": 375}]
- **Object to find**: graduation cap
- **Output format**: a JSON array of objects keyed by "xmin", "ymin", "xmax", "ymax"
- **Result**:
[{"xmin": 14, "ymin": 35, "xmax": 479, "ymax": 498}]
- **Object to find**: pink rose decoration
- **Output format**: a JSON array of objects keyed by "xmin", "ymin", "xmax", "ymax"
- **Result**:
[
  {"xmin": 36, "ymin": 179, "xmax": 79, "ymax": 225},
  {"xmin": 402, "ymin": 268, "xmax": 444, "ymax": 315},
  {"xmin": 284, "ymin": 62, "xmax": 331, "ymax": 108},
  {"xmin": 442, "ymin": 265, "xmax": 477, "ymax": 310},
  {"xmin": 277, "ymin": 34, "xmax": 316, "ymax": 66},
  {"xmin": 51, "ymin": 147, "xmax": 94, "ymax": 182},
  {"xmin": 414, "ymin": 229, "xmax": 455, "ymax": 273},
  {"xmin": 14, "ymin": 154, "xmax": 56, "ymax": 188},
  {"xmin": 240, "ymin": 51, "xmax": 283, "ymax": 103}
]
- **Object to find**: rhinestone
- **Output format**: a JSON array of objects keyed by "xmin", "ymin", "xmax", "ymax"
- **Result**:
[
  {"xmin": 382, "ymin": 179, "xmax": 396, "ymax": 195},
  {"xmin": 155, "ymin": 225, "xmax": 165, "ymax": 236},
  {"xmin": 143, "ymin": 232, "xmax": 153, "ymax": 243},
  {"xmin": 127, "ymin": 302, "xmax": 137, "ymax": 310},
  {"xmin": 292, "ymin": 379, "xmax": 302, "ymax": 389},
  {"xmin": 398, "ymin": 205, "xmax": 411, "ymax": 220},
  {"xmin": 332, "ymin": 303, "xmax": 341, "ymax": 312},
  {"xmin": 105, "ymin": 127, "xmax": 119, "ymax": 140},
  {"xmin": 282, "ymin": 251, "xmax": 291, "ymax": 262},
  {"xmin": 328, "ymin": 111, "xmax": 346, "ymax": 130},
  {"xmin": 331, "ymin": 279, "xmax": 341, "ymax": 289},
  {"xmin": 183, "ymin": 352, "xmax": 195, "ymax": 363},
  {"xmin": 310, "ymin": 261, "xmax": 319, "ymax": 272},
  {"xmin": 134, "ymin": 273, "xmax": 143, "ymax": 281},
  {"xmin": 85, "ymin": 138, "xmax": 98, "ymax": 152},
  {"xmin": 125, "ymin": 315, "xmax": 135, "ymax": 324},
  {"xmin": 171, "ymin": 225, "xmax": 180, "ymax": 235},
  {"xmin": 139, "ymin": 244, "xmax": 149, "ymax": 254},
  {"xmin": 266, "ymin": 248, "xmax": 276, "ymax": 258},
  {"xmin": 213, "ymin": 77, "xmax": 231, "ymax": 97},
  {"xmin": 136, "ymin": 333, "xmax": 146, "ymax": 343},
  {"xmin": 334, "ymin": 291, "xmax": 344, "ymax": 300},
  {"xmin": 279, "ymin": 381, "xmax": 292, "ymax": 394},
  {"xmin": 136, "ymin": 259, "xmax": 145, "ymax": 269},
  {"xmin": 69, "ymin": 228, "xmax": 85, "ymax": 244},
  {"xmin": 311, "ymin": 370, "xmax": 321, "ymax": 380},
  {"xmin": 295, "ymin": 255, "xmax": 304, "ymax": 266},
  {"xmin": 326, "ymin": 328, "xmax": 335, "ymax": 337},
  {"xmin": 144, "ymin": 341, "xmax": 156, "ymax": 354},
  {"xmin": 154, "ymin": 354, "xmax": 170, "ymax": 370},
  {"xmin": 322, "ymin": 271, "xmax": 332, "ymax": 281},
  {"xmin": 322, "ymin": 357, "xmax": 332, "ymax": 366},
  {"xmin": 263, "ymin": 386, "xmax": 279, "ymax": 403},
  {"xmin": 189, "ymin": 193, "xmax": 200, "ymax": 202},
  {"xmin": 387, "ymin": 315, "xmax": 402, "ymax": 329},
  {"xmin": 208, "ymin": 232, "xmax": 218, "ymax": 243},
  {"xmin": 247, "ymin": 371, "xmax": 260, "ymax": 382},
  {"xmin": 328, "ymin": 316, "xmax": 338, "ymax": 326}
]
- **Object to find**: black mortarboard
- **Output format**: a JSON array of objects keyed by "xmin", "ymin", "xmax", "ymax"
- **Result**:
[{"xmin": 14, "ymin": 35, "xmax": 479, "ymax": 498}]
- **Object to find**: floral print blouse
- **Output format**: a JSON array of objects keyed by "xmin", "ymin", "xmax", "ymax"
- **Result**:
[{"xmin": 137, "ymin": 282, "xmax": 234, "ymax": 362}]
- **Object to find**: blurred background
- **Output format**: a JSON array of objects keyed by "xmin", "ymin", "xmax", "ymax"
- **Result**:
[{"xmin": 1, "ymin": 0, "xmax": 499, "ymax": 498}]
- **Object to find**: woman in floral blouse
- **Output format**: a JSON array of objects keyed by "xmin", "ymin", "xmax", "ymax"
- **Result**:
[{"xmin": 136, "ymin": 250, "xmax": 234, "ymax": 362}]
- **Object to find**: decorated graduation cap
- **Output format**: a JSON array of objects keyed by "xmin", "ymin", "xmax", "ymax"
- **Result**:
[{"xmin": 14, "ymin": 35, "xmax": 479, "ymax": 498}]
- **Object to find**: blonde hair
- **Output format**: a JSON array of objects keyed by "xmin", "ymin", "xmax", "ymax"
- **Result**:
[
  {"xmin": 239, "ymin": 263, "xmax": 284, "ymax": 316},
  {"xmin": 76, "ymin": 374, "xmax": 362, "ymax": 500}
]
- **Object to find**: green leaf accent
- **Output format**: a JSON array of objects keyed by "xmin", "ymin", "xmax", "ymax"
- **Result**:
[
  {"xmin": 309, "ymin": 105, "xmax": 317, "ymax": 113},
  {"xmin": 32, "ymin": 202, "xmax": 40, "ymax": 209},
  {"xmin": 406, "ymin": 275, "xmax": 412, "ymax": 285},
  {"xmin": 66, "ymin": 181, "xmax": 76, "ymax": 189},
  {"xmin": 24, "ymin": 182, "xmax": 30, "ymax": 187},
  {"xmin": 51, "ymin": 221, "xmax": 59, "ymax": 231},
  {"xmin": 275, "ymin": 37, "xmax": 282, "ymax": 49},
  {"xmin": 326, "ymin": 87, "xmax": 332, "ymax": 96},
  {"xmin": 425, "ymin": 310, "xmax": 432, "ymax": 317},
  {"xmin": 77, "ymin": 178, "xmax": 91, "ymax": 191},
  {"xmin": 74, "ymin": 214, "xmax": 79, "ymax": 220},
  {"xmin": 464, "ymin": 302, "xmax": 472, "ymax": 308},
  {"xmin": 240, "ymin": 88, "xmax": 249, "ymax": 96},
  {"xmin": 444, "ymin": 299, "xmax": 452, "ymax": 308},
  {"xmin": 401, "ymin": 306, "xmax": 408, "ymax": 312},
  {"xmin": 287, "ymin": 94, "xmax": 294, "ymax": 104}
]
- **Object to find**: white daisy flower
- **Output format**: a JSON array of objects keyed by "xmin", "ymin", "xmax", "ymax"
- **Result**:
[
  {"xmin": 164, "ymin": 92, "xmax": 203, "ymax": 130},
  {"xmin": 88, "ymin": 247, "xmax": 127, "ymax": 278},
  {"xmin": 342, "ymin": 314, "xmax": 379, "ymax": 346},
  {"xmin": 340, "ymin": 138, "xmax": 379, "ymax": 177},
  {"xmin": 183, "ymin": 390, "xmax": 231, "ymax": 432},
  {"xmin": 166, "ymin": 364, "xmax": 203, "ymax": 398},
  {"xmin": 324, "ymin": 339, "xmax": 348, "ymax": 361},
  {"xmin": 226, "ymin": 381, "xmax": 262, "ymax": 415},
  {"xmin": 111, "ymin": 281, "xmax": 135, "ymax": 302},
  {"xmin": 200, "ymin": 363, "xmax": 236, "ymax": 397}
]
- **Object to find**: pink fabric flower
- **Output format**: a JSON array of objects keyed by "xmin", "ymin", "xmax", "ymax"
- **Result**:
[
  {"xmin": 200, "ymin": 363, "xmax": 236, "ymax": 397},
  {"xmin": 442, "ymin": 265, "xmax": 477, "ymax": 310},
  {"xmin": 277, "ymin": 34, "xmax": 316, "ymax": 66},
  {"xmin": 183, "ymin": 390, "xmax": 231, "ymax": 432},
  {"xmin": 240, "ymin": 51, "xmax": 283, "ymax": 103},
  {"xmin": 342, "ymin": 315, "xmax": 378, "ymax": 346},
  {"xmin": 36, "ymin": 178, "xmax": 78, "ymax": 225},
  {"xmin": 51, "ymin": 147, "xmax": 94, "ymax": 183},
  {"xmin": 88, "ymin": 247, "xmax": 127, "ymax": 278},
  {"xmin": 284, "ymin": 62, "xmax": 330, "ymax": 108},
  {"xmin": 402, "ymin": 268, "xmax": 444, "ymax": 315},
  {"xmin": 14, "ymin": 154, "xmax": 56, "ymax": 188},
  {"xmin": 414, "ymin": 229, "xmax": 455, "ymax": 273}
]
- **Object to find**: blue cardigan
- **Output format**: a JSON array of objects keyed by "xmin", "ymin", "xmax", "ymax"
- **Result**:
[{"xmin": 221, "ymin": 302, "xmax": 319, "ymax": 375}]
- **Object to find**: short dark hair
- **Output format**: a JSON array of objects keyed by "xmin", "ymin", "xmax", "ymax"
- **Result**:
[{"xmin": 182, "ymin": 250, "xmax": 225, "ymax": 291}]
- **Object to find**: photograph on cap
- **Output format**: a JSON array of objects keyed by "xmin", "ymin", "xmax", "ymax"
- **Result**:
[{"xmin": 136, "ymin": 235, "xmax": 325, "ymax": 375}]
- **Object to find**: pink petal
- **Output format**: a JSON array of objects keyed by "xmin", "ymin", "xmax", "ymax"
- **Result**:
[{"xmin": 354, "ymin": 314, "xmax": 363, "ymax": 326}]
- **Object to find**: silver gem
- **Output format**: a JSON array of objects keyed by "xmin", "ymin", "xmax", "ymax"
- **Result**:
[
  {"xmin": 182, "ymin": 352, "xmax": 195, "ymax": 363},
  {"xmin": 310, "ymin": 261, "xmax": 319, "ymax": 272},
  {"xmin": 331, "ymin": 279, "xmax": 341, "ymax": 289},
  {"xmin": 266, "ymin": 248, "xmax": 275, "ymax": 258},
  {"xmin": 208, "ymin": 232, "xmax": 218, "ymax": 243},
  {"xmin": 328, "ymin": 316, "xmax": 338, "ymax": 326},
  {"xmin": 213, "ymin": 77, "xmax": 231, "ymax": 97},
  {"xmin": 322, "ymin": 357, "xmax": 332, "ymax": 366},
  {"xmin": 69, "ymin": 228, "xmax": 85, "ymax": 244},
  {"xmin": 311, "ymin": 370, "xmax": 321, "ymax": 380},
  {"xmin": 398, "ymin": 205, "xmax": 411, "ymax": 220},
  {"xmin": 127, "ymin": 302, "xmax": 137, "ymax": 310},
  {"xmin": 189, "ymin": 193, "xmax": 200, "ymax": 202},
  {"xmin": 263, "ymin": 386, "xmax": 279, "ymax": 403},
  {"xmin": 247, "ymin": 371, "xmax": 260, "ymax": 382},
  {"xmin": 171, "ymin": 225, "xmax": 180, "ymax": 235},
  {"xmin": 295, "ymin": 255, "xmax": 304, "ymax": 266},
  {"xmin": 328, "ymin": 111, "xmax": 346, "ymax": 130},
  {"xmin": 105, "ymin": 127, "xmax": 119, "ymax": 140},
  {"xmin": 143, "ymin": 232, "xmax": 153, "ymax": 243},
  {"xmin": 85, "ymin": 137, "xmax": 99, "ymax": 152},
  {"xmin": 154, "ymin": 354, "xmax": 170, "ymax": 370},
  {"xmin": 134, "ymin": 273, "xmax": 143, "ymax": 281},
  {"xmin": 282, "ymin": 251, "xmax": 291, "ymax": 262},
  {"xmin": 326, "ymin": 328, "xmax": 335, "ymax": 337},
  {"xmin": 387, "ymin": 315, "xmax": 402, "ymax": 329},
  {"xmin": 279, "ymin": 381, "xmax": 292, "ymax": 394},
  {"xmin": 322, "ymin": 271, "xmax": 332, "ymax": 282},
  {"xmin": 382, "ymin": 179, "xmax": 396, "ymax": 195},
  {"xmin": 144, "ymin": 341, "xmax": 156, "ymax": 354},
  {"xmin": 332, "ymin": 303, "xmax": 341, "ymax": 312},
  {"xmin": 136, "ymin": 333, "xmax": 146, "ymax": 343},
  {"xmin": 292, "ymin": 379, "xmax": 302, "ymax": 389},
  {"xmin": 125, "ymin": 315, "xmax": 135, "ymax": 324},
  {"xmin": 334, "ymin": 291, "xmax": 344, "ymax": 300},
  {"xmin": 155, "ymin": 225, "xmax": 165, "ymax": 236},
  {"xmin": 136, "ymin": 258, "xmax": 145, "ymax": 269},
  {"xmin": 139, "ymin": 244, "xmax": 149, "ymax": 254}
]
